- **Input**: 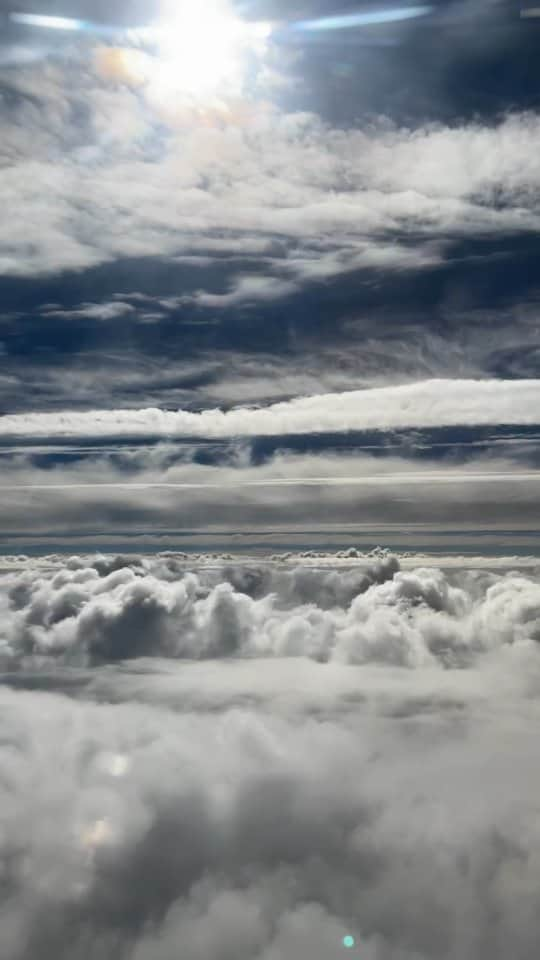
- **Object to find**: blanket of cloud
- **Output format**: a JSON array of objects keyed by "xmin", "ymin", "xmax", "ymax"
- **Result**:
[
  {"xmin": 1, "ymin": 442, "xmax": 539, "ymax": 548},
  {"xmin": 2, "ymin": 552, "xmax": 540, "ymax": 959}
]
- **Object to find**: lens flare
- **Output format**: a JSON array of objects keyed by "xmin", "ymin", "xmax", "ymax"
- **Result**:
[
  {"xmin": 294, "ymin": 5, "xmax": 432, "ymax": 32},
  {"xmin": 9, "ymin": 12, "xmax": 85, "ymax": 30},
  {"xmin": 80, "ymin": 818, "xmax": 114, "ymax": 850}
]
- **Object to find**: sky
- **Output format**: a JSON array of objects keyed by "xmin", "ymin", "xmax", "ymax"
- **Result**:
[
  {"xmin": 2, "ymin": 4, "xmax": 540, "ymax": 960},
  {"xmin": 0, "ymin": 0, "xmax": 539, "ymax": 552}
]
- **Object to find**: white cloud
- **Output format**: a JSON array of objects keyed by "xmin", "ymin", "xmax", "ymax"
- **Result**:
[
  {"xmin": 186, "ymin": 275, "xmax": 300, "ymax": 307},
  {"xmin": 1, "ymin": 555, "xmax": 540, "ymax": 957},
  {"xmin": 182, "ymin": 242, "xmax": 440, "ymax": 307},
  {"xmin": 1, "ymin": 53, "xmax": 540, "ymax": 280},
  {"xmin": 2, "ymin": 378, "xmax": 540, "ymax": 439},
  {"xmin": 2, "ymin": 553, "xmax": 540, "ymax": 669}
]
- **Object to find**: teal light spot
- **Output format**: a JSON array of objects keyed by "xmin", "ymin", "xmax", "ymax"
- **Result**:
[{"xmin": 343, "ymin": 935, "xmax": 355, "ymax": 949}]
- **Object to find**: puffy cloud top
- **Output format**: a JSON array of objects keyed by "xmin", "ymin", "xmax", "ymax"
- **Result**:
[
  {"xmin": 1, "ymin": 554, "xmax": 540, "ymax": 959},
  {"xmin": 2, "ymin": 553, "xmax": 540, "ymax": 669}
]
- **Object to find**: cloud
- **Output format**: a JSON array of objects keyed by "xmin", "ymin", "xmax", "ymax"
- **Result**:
[
  {"xmin": 181, "ymin": 243, "xmax": 440, "ymax": 307},
  {"xmin": 185, "ymin": 275, "xmax": 300, "ymax": 308},
  {"xmin": 0, "ymin": 444, "xmax": 539, "ymax": 546},
  {"xmin": 41, "ymin": 301, "xmax": 136, "ymax": 321},
  {"xmin": 2, "ymin": 50, "xmax": 540, "ymax": 280},
  {"xmin": 4, "ymin": 298, "xmax": 540, "ymax": 415},
  {"xmin": 2, "ymin": 553, "xmax": 540, "ymax": 670},
  {"xmin": 2, "ymin": 379, "xmax": 540, "ymax": 440},
  {"xmin": 1, "ymin": 555, "xmax": 540, "ymax": 958}
]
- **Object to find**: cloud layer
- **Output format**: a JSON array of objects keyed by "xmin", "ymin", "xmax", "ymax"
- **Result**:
[
  {"xmin": 1, "ymin": 553, "xmax": 540, "ymax": 960},
  {"xmin": 2, "ymin": 47, "xmax": 540, "ymax": 281},
  {"xmin": 3, "ymin": 379, "xmax": 540, "ymax": 441},
  {"xmin": 1, "ymin": 443, "xmax": 539, "ymax": 548}
]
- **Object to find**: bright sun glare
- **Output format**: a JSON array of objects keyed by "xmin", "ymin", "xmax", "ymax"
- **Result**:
[{"xmin": 144, "ymin": 1, "xmax": 271, "ymax": 101}]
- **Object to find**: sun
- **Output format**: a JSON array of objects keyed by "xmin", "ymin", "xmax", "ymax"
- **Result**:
[
  {"xmin": 143, "ymin": 0, "xmax": 271, "ymax": 103},
  {"xmin": 94, "ymin": 0, "xmax": 273, "ymax": 124}
]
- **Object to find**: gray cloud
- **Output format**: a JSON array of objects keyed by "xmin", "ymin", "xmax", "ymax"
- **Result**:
[
  {"xmin": 2, "ymin": 553, "xmax": 540, "ymax": 670},
  {"xmin": 0, "ymin": 446, "xmax": 539, "ymax": 546}
]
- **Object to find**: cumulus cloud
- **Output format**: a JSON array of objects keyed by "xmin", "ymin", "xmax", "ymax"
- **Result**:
[
  {"xmin": 1, "ymin": 554, "xmax": 540, "ymax": 959},
  {"xmin": 2, "ymin": 552, "xmax": 540, "ymax": 669},
  {"xmin": 2, "ymin": 378, "xmax": 540, "ymax": 440}
]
